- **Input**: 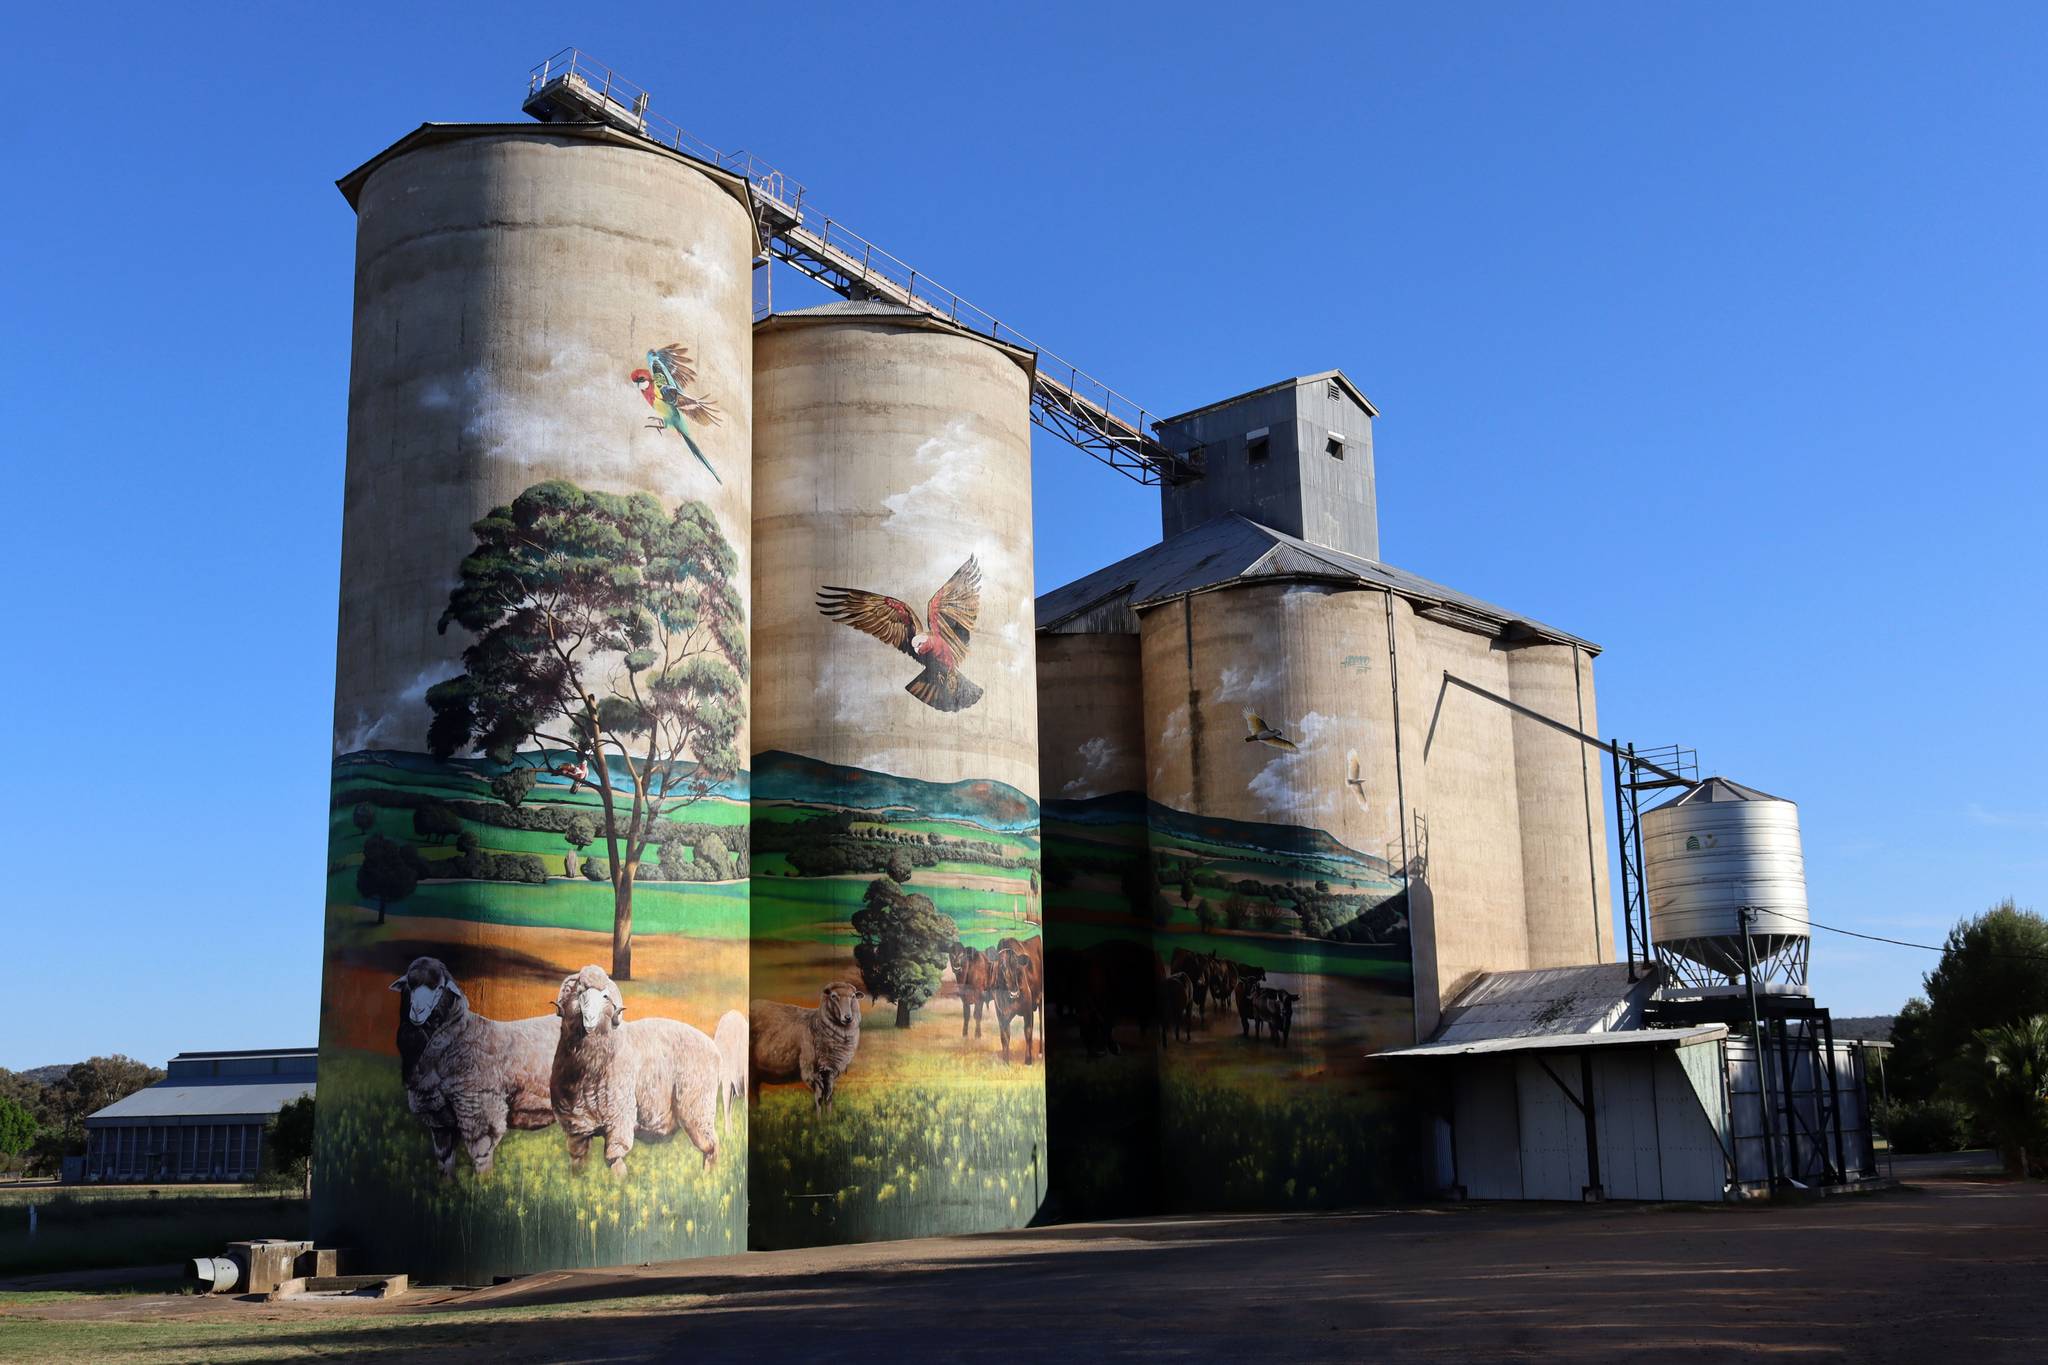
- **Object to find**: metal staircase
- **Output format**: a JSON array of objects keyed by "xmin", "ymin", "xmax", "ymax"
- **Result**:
[{"xmin": 523, "ymin": 49, "xmax": 1185, "ymax": 485}]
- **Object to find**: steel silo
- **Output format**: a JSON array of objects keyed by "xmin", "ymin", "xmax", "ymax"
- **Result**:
[
  {"xmin": 749, "ymin": 301, "xmax": 1043, "ymax": 1247},
  {"xmin": 1643, "ymin": 778, "xmax": 1811, "ymax": 989},
  {"xmin": 319, "ymin": 124, "xmax": 756, "ymax": 1279}
]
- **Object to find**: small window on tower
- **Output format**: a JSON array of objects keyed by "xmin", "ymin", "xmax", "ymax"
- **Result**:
[
  {"xmin": 1326, "ymin": 436, "xmax": 1345, "ymax": 460},
  {"xmin": 1247, "ymin": 435, "xmax": 1269, "ymax": 463},
  {"xmin": 1326, "ymin": 379, "xmax": 1343, "ymax": 402}
]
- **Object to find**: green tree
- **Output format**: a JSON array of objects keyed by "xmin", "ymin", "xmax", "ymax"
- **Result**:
[
  {"xmin": 351, "ymin": 803, "xmax": 376, "ymax": 836},
  {"xmin": 426, "ymin": 481, "xmax": 747, "ymax": 980},
  {"xmin": 0, "ymin": 1096, "xmax": 35, "ymax": 1169},
  {"xmin": 357, "ymin": 834, "xmax": 420, "ymax": 924},
  {"xmin": 1916, "ymin": 900, "xmax": 2048, "ymax": 1095},
  {"xmin": 1972, "ymin": 1016, "xmax": 2048, "ymax": 1176},
  {"xmin": 698, "ymin": 832, "xmax": 731, "ymax": 881},
  {"xmin": 1886, "ymin": 998, "xmax": 1941, "ymax": 1102},
  {"xmin": 413, "ymin": 802, "xmax": 461, "ymax": 845},
  {"xmin": 454, "ymin": 829, "xmax": 480, "ymax": 857},
  {"xmin": 489, "ymin": 766, "xmax": 538, "ymax": 810},
  {"xmin": 263, "ymin": 1093, "xmax": 317, "ymax": 1196},
  {"xmin": 33, "ymin": 1057, "xmax": 163, "ymax": 1168},
  {"xmin": 886, "ymin": 849, "xmax": 913, "ymax": 884},
  {"xmin": 852, "ymin": 877, "xmax": 955, "ymax": 1028}
]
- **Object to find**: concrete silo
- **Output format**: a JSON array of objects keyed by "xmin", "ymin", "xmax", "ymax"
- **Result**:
[
  {"xmin": 1506, "ymin": 643, "xmax": 1612, "ymax": 969},
  {"xmin": 748, "ymin": 301, "xmax": 1043, "ymax": 1247},
  {"xmin": 1035, "ymin": 629, "xmax": 1157, "ymax": 1219},
  {"xmin": 320, "ymin": 124, "xmax": 756, "ymax": 1280},
  {"xmin": 1138, "ymin": 581, "xmax": 1415, "ymax": 1212}
]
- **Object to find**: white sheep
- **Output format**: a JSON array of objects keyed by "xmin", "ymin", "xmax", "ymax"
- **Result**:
[
  {"xmin": 549, "ymin": 965, "xmax": 721, "ymax": 1173},
  {"xmin": 713, "ymin": 1009, "xmax": 748, "ymax": 1132},
  {"xmin": 389, "ymin": 956, "xmax": 557, "ymax": 1178}
]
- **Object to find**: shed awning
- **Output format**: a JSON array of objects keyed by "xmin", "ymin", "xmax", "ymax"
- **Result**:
[{"xmin": 1371, "ymin": 1024, "xmax": 1726, "ymax": 1061}]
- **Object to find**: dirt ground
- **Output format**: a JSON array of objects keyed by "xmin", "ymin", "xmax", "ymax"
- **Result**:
[{"xmin": 3, "ymin": 1159, "xmax": 2043, "ymax": 1362}]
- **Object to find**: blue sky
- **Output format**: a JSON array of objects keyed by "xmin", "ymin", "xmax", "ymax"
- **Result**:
[{"xmin": 3, "ymin": 3, "xmax": 2042, "ymax": 1067}]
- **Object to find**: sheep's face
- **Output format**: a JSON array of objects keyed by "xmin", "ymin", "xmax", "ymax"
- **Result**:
[
  {"xmin": 556, "ymin": 965, "xmax": 624, "ymax": 1036},
  {"xmin": 390, "ymin": 956, "xmax": 466, "ymax": 1029},
  {"xmin": 819, "ymin": 982, "xmax": 864, "ymax": 1028}
]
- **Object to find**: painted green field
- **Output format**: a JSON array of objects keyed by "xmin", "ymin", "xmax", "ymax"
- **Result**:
[
  {"xmin": 749, "ymin": 1019, "xmax": 1046, "ymax": 1250},
  {"xmin": 752, "ymin": 876, "xmax": 1037, "ymax": 947},
  {"xmin": 325, "ymin": 866, "xmax": 748, "ymax": 938},
  {"xmin": 1158, "ymin": 1073, "xmax": 1410, "ymax": 1211},
  {"xmin": 314, "ymin": 1051, "xmax": 745, "ymax": 1280}
]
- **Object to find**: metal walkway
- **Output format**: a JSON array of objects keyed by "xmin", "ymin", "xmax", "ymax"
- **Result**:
[{"xmin": 523, "ymin": 49, "xmax": 1184, "ymax": 485}]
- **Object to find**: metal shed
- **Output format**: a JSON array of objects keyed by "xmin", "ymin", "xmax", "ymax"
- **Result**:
[{"xmin": 1380, "ymin": 1025, "xmax": 1733, "ymax": 1202}]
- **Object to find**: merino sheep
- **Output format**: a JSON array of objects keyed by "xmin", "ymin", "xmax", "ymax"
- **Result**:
[
  {"xmin": 389, "ymin": 956, "xmax": 557, "ymax": 1179},
  {"xmin": 714, "ymin": 1009, "xmax": 748, "ymax": 1131},
  {"xmin": 751, "ymin": 982, "xmax": 864, "ymax": 1113},
  {"xmin": 549, "ymin": 965, "xmax": 721, "ymax": 1174}
]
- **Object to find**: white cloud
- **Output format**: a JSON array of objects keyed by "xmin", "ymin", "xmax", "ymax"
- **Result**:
[
  {"xmin": 1061, "ymin": 737, "xmax": 1121, "ymax": 798},
  {"xmin": 1215, "ymin": 665, "xmax": 1277, "ymax": 704},
  {"xmin": 1966, "ymin": 803, "xmax": 2048, "ymax": 831},
  {"xmin": 334, "ymin": 709, "xmax": 390, "ymax": 756},
  {"xmin": 1246, "ymin": 710, "xmax": 1338, "ymax": 819}
]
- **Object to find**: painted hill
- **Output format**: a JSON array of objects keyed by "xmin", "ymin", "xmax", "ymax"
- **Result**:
[{"xmin": 754, "ymin": 751, "xmax": 1038, "ymax": 832}]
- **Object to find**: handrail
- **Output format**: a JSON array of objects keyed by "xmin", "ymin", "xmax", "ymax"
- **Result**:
[{"xmin": 523, "ymin": 47, "xmax": 1175, "ymax": 477}]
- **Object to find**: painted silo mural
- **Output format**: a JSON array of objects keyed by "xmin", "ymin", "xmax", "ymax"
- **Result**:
[
  {"xmin": 1140, "ymin": 585, "xmax": 1416, "ymax": 1210},
  {"xmin": 749, "ymin": 305, "xmax": 1045, "ymax": 1248},
  {"xmin": 1036, "ymin": 631, "xmax": 1162, "ymax": 1220},
  {"xmin": 315, "ymin": 127, "xmax": 755, "ymax": 1279}
]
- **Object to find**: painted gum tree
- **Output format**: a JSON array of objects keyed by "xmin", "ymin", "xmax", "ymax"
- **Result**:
[{"xmin": 426, "ymin": 480, "xmax": 747, "ymax": 979}]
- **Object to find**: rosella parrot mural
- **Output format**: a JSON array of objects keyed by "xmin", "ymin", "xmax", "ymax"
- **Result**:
[
  {"xmin": 816, "ymin": 555, "xmax": 985, "ymax": 712},
  {"xmin": 630, "ymin": 343, "xmax": 723, "ymax": 483}
]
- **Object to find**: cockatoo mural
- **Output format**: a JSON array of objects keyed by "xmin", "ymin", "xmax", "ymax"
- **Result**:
[
  {"xmin": 1345, "ymin": 749, "xmax": 1370, "ymax": 812},
  {"xmin": 817, "ymin": 556, "xmax": 985, "ymax": 712},
  {"xmin": 629, "ymin": 343, "xmax": 722, "ymax": 483},
  {"xmin": 1242, "ymin": 710, "xmax": 1298, "ymax": 751}
]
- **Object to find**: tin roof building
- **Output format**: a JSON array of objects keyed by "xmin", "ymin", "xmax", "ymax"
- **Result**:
[{"xmin": 82, "ymin": 1049, "xmax": 315, "ymax": 1184}]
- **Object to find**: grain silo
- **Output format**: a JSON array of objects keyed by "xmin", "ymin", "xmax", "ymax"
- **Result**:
[
  {"xmin": 1137, "ymin": 576, "xmax": 1415, "ymax": 1212},
  {"xmin": 1035, "ymin": 629, "xmax": 1157, "ymax": 1220},
  {"xmin": 1506, "ymin": 643, "xmax": 1612, "ymax": 969},
  {"xmin": 319, "ymin": 123, "xmax": 756, "ymax": 1280},
  {"xmin": 1643, "ymin": 778, "xmax": 1811, "ymax": 992},
  {"xmin": 748, "ymin": 301, "xmax": 1044, "ymax": 1247}
]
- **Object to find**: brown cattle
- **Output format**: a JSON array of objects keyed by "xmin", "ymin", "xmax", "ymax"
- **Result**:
[
  {"xmin": 1254, "ymin": 986, "xmax": 1300, "ymax": 1046},
  {"xmin": 949, "ymin": 942, "xmax": 998, "ymax": 1039},
  {"xmin": 1169, "ymin": 947, "xmax": 1216, "ymax": 1021},
  {"xmin": 1160, "ymin": 972, "xmax": 1194, "ymax": 1044},
  {"xmin": 992, "ymin": 937, "xmax": 1044, "ymax": 1064}
]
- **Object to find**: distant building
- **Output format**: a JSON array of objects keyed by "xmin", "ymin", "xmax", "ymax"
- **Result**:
[{"xmin": 80, "ymin": 1048, "xmax": 315, "ymax": 1183}]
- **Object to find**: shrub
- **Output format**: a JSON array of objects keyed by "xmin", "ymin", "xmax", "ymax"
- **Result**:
[{"xmin": 1878, "ymin": 1097, "xmax": 1975, "ymax": 1154}]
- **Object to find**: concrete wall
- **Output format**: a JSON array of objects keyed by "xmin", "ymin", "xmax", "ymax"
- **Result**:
[
  {"xmin": 1507, "ymin": 643, "xmax": 1612, "ymax": 968},
  {"xmin": 751, "ymin": 312, "xmax": 1038, "ymax": 791},
  {"xmin": 748, "ymin": 308, "xmax": 1045, "ymax": 1247},
  {"xmin": 1137, "ymin": 583, "xmax": 1416, "ymax": 1210},
  {"xmin": 1400, "ymin": 609, "xmax": 1531, "ymax": 1034},
  {"xmin": 1035, "ymin": 632, "xmax": 1158, "ymax": 1219},
  {"xmin": 318, "ymin": 126, "xmax": 756, "ymax": 1280}
]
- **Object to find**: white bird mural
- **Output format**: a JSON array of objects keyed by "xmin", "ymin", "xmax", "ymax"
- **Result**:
[
  {"xmin": 1242, "ymin": 710, "xmax": 1298, "ymax": 751},
  {"xmin": 1345, "ymin": 749, "xmax": 1370, "ymax": 812}
]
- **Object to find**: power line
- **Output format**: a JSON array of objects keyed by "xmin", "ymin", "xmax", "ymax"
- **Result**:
[{"xmin": 1806, "ymin": 916, "xmax": 2048, "ymax": 965}]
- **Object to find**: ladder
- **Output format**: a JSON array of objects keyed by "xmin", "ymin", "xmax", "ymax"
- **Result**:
[{"xmin": 523, "ymin": 49, "xmax": 1185, "ymax": 485}]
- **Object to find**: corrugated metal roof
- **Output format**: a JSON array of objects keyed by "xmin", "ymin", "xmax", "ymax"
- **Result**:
[
  {"xmin": 1157, "ymin": 369, "xmax": 1379, "ymax": 423},
  {"xmin": 1034, "ymin": 513, "xmax": 1598, "ymax": 650},
  {"xmin": 1431, "ymin": 963, "xmax": 1662, "ymax": 1044},
  {"xmin": 1373, "ymin": 1023, "xmax": 1726, "ymax": 1060},
  {"xmin": 1650, "ymin": 776, "xmax": 1787, "ymax": 811},
  {"xmin": 86, "ymin": 1080, "xmax": 316, "ymax": 1123}
]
